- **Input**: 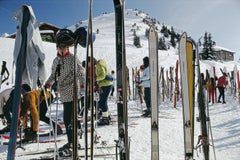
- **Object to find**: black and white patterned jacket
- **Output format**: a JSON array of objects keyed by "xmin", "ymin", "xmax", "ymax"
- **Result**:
[{"xmin": 45, "ymin": 53, "xmax": 85, "ymax": 103}]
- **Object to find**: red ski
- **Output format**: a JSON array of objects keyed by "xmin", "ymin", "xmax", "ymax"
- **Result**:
[{"xmin": 173, "ymin": 60, "xmax": 179, "ymax": 108}]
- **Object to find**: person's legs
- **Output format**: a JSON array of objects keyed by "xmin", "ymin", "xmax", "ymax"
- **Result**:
[
  {"xmin": 98, "ymin": 85, "xmax": 112, "ymax": 113},
  {"xmin": 222, "ymin": 89, "xmax": 226, "ymax": 103},
  {"xmin": 142, "ymin": 87, "xmax": 151, "ymax": 117},
  {"xmin": 63, "ymin": 102, "xmax": 73, "ymax": 144},
  {"xmin": 97, "ymin": 85, "xmax": 112, "ymax": 125},
  {"xmin": 3, "ymin": 91, "xmax": 14, "ymax": 126},
  {"xmin": 144, "ymin": 87, "xmax": 151, "ymax": 110},
  {"xmin": 218, "ymin": 87, "xmax": 223, "ymax": 102}
]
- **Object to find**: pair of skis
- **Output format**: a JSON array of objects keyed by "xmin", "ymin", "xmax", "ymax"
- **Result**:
[
  {"xmin": 149, "ymin": 26, "xmax": 159, "ymax": 160},
  {"xmin": 179, "ymin": 32, "xmax": 196, "ymax": 160},
  {"xmin": 179, "ymin": 32, "xmax": 216, "ymax": 160},
  {"xmin": 83, "ymin": 0, "xmax": 95, "ymax": 159},
  {"xmin": 113, "ymin": 0, "xmax": 129, "ymax": 159}
]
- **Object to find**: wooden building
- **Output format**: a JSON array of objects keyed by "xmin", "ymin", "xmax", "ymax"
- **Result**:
[
  {"xmin": 199, "ymin": 46, "xmax": 235, "ymax": 61},
  {"xmin": 6, "ymin": 22, "xmax": 60, "ymax": 43}
]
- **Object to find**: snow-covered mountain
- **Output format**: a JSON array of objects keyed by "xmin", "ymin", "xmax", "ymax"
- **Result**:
[
  {"xmin": 0, "ymin": 9, "xmax": 240, "ymax": 160},
  {"xmin": 0, "ymin": 33, "xmax": 10, "ymax": 38}
]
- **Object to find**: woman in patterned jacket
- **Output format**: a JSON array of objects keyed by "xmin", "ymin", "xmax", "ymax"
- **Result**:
[{"xmin": 45, "ymin": 42, "xmax": 85, "ymax": 153}]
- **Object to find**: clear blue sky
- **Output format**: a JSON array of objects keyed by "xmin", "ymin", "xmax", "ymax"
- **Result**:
[{"xmin": 1, "ymin": 0, "xmax": 240, "ymax": 60}]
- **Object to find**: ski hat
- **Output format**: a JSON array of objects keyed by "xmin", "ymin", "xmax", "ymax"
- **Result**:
[
  {"xmin": 56, "ymin": 28, "xmax": 75, "ymax": 47},
  {"xmin": 74, "ymin": 26, "xmax": 96, "ymax": 48}
]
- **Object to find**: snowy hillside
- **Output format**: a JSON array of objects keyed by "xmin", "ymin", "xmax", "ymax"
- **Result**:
[{"xmin": 0, "ymin": 9, "xmax": 240, "ymax": 160}]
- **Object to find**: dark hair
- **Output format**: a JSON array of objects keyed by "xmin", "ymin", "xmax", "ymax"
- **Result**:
[
  {"xmin": 87, "ymin": 56, "xmax": 97, "ymax": 65},
  {"xmin": 143, "ymin": 56, "xmax": 149, "ymax": 68},
  {"xmin": 82, "ymin": 60, "xmax": 86, "ymax": 68},
  {"xmin": 22, "ymin": 84, "xmax": 31, "ymax": 92}
]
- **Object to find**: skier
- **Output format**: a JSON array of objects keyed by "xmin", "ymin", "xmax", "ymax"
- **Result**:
[
  {"xmin": 0, "ymin": 87, "xmax": 13, "ymax": 129},
  {"xmin": 44, "ymin": 28, "xmax": 85, "ymax": 156},
  {"xmin": 109, "ymin": 70, "xmax": 116, "ymax": 99},
  {"xmin": 0, "ymin": 84, "xmax": 31, "ymax": 134},
  {"xmin": 95, "ymin": 58, "xmax": 113, "ymax": 125},
  {"xmin": 139, "ymin": 56, "xmax": 151, "ymax": 117},
  {"xmin": 20, "ymin": 88, "xmax": 63, "ymax": 141},
  {"xmin": 208, "ymin": 77, "xmax": 216, "ymax": 104},
  {"xmin": 217, "ymin": 72, "xmax": 227, "ymax": 104}
]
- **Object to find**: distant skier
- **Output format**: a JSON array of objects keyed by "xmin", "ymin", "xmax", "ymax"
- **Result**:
[
  {"xmin": 217, "ymin": 72, "xmax": 228, "ymax": 104},
  {"xmin": 208, "ymin": 77, "xmax": 216, "ymax": 104},
  {"xmin": 139, "ymin": 56, "xmax": 151, "ymax": 117},
  {"xmin": 109, "ymin": 70, "xmax": 116, "ymax": 98}
]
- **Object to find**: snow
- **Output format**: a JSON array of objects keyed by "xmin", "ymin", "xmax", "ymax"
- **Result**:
[{"xmin": 0, "ymin": 9, "xmax": 240, "ymax": 160}]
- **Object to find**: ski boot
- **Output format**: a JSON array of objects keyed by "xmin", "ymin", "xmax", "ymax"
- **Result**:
[
  {"xmin": 141, "ymin": 108, "xmax": 151, "ymax": 117},
  {"xmin": 97, "ymin": 117, "xmax": 110, "ymax": 126},
  {"xmin": 22, "ymin": 128, "xmax": 37, "ymax": 143}
]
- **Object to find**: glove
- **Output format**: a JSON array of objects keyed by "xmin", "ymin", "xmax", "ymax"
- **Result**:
[
  {"xmin": 136, "ymin": 80, "xmax": 142, "ymax": 84},
  {"xmin": 105, "ymin": 75, "xmax": 113, "ymax": 81}
]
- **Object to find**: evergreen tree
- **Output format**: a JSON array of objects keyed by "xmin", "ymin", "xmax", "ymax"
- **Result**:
[
  {"xmin": 158, "ymin": 37, "xmax": 167, "ymax": 50},
  {"xmin": 161, "ymin": 25, "xmax": 169, "ymax": 38},
  {"xmin": 202, "ymin": 32, "xmax": 215, "ymax": 60},
  {"xmin": 133, "ymin": 35, "xmax": 141, "ymax": 48},
  {"xmin": 145, "ymin": 28, "xmax": 149, "ymax": 38}
]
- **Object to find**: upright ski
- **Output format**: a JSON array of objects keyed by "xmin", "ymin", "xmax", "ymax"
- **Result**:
[
  {"xmin": 86, "ymin": 0, "xmax": 95, "ymax": 159},
  {"xmin": 113, "ymin": 0, "xmax": 129, "ymax": 159},
  {"xmin": 173, "ymin": 60, "xmax": 179, "ymax": 108},
  {"xmin": 179, "ymin": 32, "xmax": 195, "ymax": 160},
  {"xmin": 7, "ymin": 5, "xmax": 31, "ymax": 159},
  {"xmin": 213, "ymin": 66, "xmax": 217, "ymax": 103},
  {"xmin": 149, "ymin": 26, "xmax": 159, "ymax": 160},
  {"xmin": 196, "ymin": 37, "xmax": 210, "ymax": 160},
  {"xmin": 238, "ymin": 70, "xmax": 240, "ymax": 103}
]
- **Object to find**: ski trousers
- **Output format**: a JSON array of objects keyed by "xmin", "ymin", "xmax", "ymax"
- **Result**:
[
  {"xmin": 217, "ymin": 86, "xmax": 225, "ymax": 102},
  {"xmin": 144, "ymin": 87, "xmax": 151, "ymax": 110},
  {"xmin": 63, "ymin": 101, "xmax": 80, "ymax": 144},
  {"xmin": 21, "ymin": 90, "xmax": 51, "ymax": 132},
  {"xmin": 98, "ymin": 85, "xmax": 112, "ymax": 112}
]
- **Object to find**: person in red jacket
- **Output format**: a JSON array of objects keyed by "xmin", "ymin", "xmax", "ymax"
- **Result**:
[{"xmin": 217, "ymin": 72, "xmax": 227, "ymax": 104}]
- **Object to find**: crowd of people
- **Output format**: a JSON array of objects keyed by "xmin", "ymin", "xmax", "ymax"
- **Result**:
[
  {"xmin": 0, "ymin": 28, "xmax": 115, "ymax": 157},
  {"xmin": 201, "ymin": 70, "xmax": 228, "ymax": 104}
]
